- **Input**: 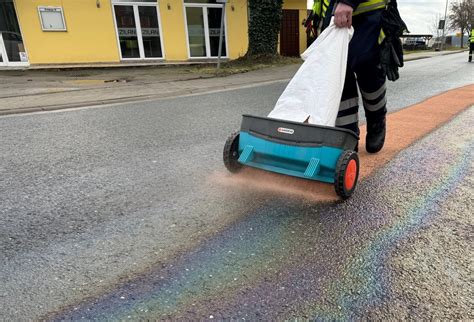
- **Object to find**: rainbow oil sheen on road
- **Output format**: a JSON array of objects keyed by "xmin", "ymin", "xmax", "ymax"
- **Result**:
[{"xmin": 52, "ymin": 108, "xmax": 473, "ymax": 320}]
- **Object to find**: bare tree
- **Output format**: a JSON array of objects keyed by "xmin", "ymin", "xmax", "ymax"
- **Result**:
[{"xmin": 449, "ymin": 0, "xmax": 473, "ymax": 47}]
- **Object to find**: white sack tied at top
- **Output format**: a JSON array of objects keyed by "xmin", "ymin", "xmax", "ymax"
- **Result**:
[{"xmin": 268, "ymin": 20, "xmax": 354, "ymax": 126}]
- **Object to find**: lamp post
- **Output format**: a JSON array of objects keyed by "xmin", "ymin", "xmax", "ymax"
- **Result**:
[
  {"xmin": 216, "ymin": 0, "xmax": 227, "ymax": 71},
  {"xmin": 442, "ymin": 0, "xmax": 449, "ymax": 50}
]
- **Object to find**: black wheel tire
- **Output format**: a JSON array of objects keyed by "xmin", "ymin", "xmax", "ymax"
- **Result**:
[
  {"xmin": 335, "ymin": 150, "xmax": 359, "ymax": 200},
  {"xmin": 223, "ymin": 131, "xmax": 242, "ymax": 173}
]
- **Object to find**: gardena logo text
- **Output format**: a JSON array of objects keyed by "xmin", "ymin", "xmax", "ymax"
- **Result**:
[{"xmin": 277, "ymin": 127, "xmax": 295, "ymax": 135}]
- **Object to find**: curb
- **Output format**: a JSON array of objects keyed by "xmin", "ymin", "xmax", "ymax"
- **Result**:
[
  {"xmin": 404, "ymin": 49, "xmax": 467, "ymax": 62},
  {"xmin": 3, "ymin": 60, "xmax": 228, "ymax": 72},
  {"xmin": 0, "ymin": 91, "xmax": 194, "ymax": 116},
  {"xmin": 0, "ymin": 74, "xmax": 214, "ymax": 100}
]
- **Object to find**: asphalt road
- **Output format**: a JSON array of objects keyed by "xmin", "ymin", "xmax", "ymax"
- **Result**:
[{"xmin": 0, "ymin": 52, "xmax": 472, "ymax": 319}]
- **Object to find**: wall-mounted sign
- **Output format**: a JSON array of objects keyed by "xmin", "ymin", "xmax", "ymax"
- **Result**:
[
  {"xmin": 19, "ymin": 52, "xmax": 28, "ymax": 62},
  {"xmin": 38, "ymin": 7, "xmax": 67, "ymax": 31}
]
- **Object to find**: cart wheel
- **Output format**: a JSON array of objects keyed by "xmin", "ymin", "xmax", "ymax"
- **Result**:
[
  {"xmin": 335, "ymin": 150, "xmax": 359, "ymax": 199},
  {"xmin": 223, "ymin": 131, "xmax": 242, "ymax": 173}
]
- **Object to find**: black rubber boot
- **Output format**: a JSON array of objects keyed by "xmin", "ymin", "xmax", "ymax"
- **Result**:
[{"xmin": 366, "ymin": 117, "xmax": 386, "ymax": 153}]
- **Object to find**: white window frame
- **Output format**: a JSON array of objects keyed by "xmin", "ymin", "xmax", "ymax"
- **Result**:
[
  {"xmin": 38, "ymin": 6, "xmax": 67, "ymax": 32},
  {"xmin": 0, "ymin": 33, "xmax": 30, "ymax": 67},
  {"xmin": 0, "ymin": 0, "xmax": 30, "ymax": 68},
  {"xmin": 111, "ymin": 1, "xmax": 165, "ymax": 61},
  {"xmin": 183, "ymin": 3, "xmax": 229, "ymax": 59},
  {"xmin": 0, "ymin": 35, "xmax": 7, "ymax": 67}
]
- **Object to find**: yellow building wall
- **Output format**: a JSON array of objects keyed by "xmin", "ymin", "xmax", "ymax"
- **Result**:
[
  {"xmin": 160, "ymin": 0, "xmax": 187, "ymax": 60},
  {"xmin": 282, "ymin": 0, "xmax": 308, "ymax": 54},
  {"xmin": 15, "ymin": 0, "xmax": 120, "ymax": 64},
  {"xmin": 14, "ymin": 0, "xmax": 249, "ymax": 64},
  {"xmin": 226, "ymin": 0, "xmax": 248, "ymax": 59}
]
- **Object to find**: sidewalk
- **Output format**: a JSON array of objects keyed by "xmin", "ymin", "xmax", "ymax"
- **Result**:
[
  {"xmin": 0, "ymin": 50, "xmax": 466, "ymax": 116},
  {"xmin": 401, "ymin": 49, "xmax": 466, "ymax": 61}
]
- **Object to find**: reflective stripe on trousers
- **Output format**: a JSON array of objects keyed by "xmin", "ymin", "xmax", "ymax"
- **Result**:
[
  {"xmin": 361, "ymin": 84, "xmax": 387, "ymax": 112},
  {"xmin": 336, "ymin": 98, "xmax": 359, "ymax": 127},
  {"xmin": 362, "ymin": 87, "xmax": 387, "ymax": 112},
  {"xmin": 336, "ymin": 65, "xmax": 387, "ymax": 135}
]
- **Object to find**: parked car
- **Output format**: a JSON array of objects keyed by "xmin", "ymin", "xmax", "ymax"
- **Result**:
[{"xmin": 403, "ymin": 37, "xmax": 427, "ymax": 50}]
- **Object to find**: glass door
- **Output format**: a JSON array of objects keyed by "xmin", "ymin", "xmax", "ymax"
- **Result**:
[
  {"xmin": 114, "ymin": 5, "xmax": 140, "ymax": 59},
  {"xmin": 138, "ymin": 6, "xmax": 162, "ymax": 58},
  {"xmin": 185, "ymin": 7, "xmax": 206, "ymax": 57},
  {"xmin": 112, "ymin": 2, "xmax": 164, "ymax": 60},
  {"xmin": 184, "ymin": 3, "xmax": 227, "ymax": 59},
  {"xmin": 207, "ymin": 7, "xmax": 226, "ymax": 57},
  {"xmin": 0, "ymin": 0, "xmax": 29, "ymax": 67}
]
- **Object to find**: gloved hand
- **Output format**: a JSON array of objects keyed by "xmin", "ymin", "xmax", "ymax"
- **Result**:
[
  {"xmin": 380, "ymin": 35, "xmax": 403, "ymax": 81},
  {"xmin": 380, "ymin": 0, "xmax": 408, "ymax": 82}
]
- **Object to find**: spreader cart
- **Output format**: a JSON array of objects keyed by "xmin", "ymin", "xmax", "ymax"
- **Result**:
[{"xmin": 223, "ymin": 115, "xmax": 360, "ymax": 199}]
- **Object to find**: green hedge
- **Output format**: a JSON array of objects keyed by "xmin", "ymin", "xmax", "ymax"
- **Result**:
[{"xmin": 247, "ymin": 0, "xmax": 284, "ymax": 56}]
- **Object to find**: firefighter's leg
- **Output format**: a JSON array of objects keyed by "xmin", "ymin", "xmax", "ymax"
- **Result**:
[
  {"xmin": 356, "ymin": 63, "xmax": 387, "ymax": 153},
  {"xmin": 357, "ymin": 63, "xmax": 387, "ymax": 121},
  {"xmin": 336, "ymin": 67, "xmax": 360, "ymax": 148},
  {"xmin": 347, "ymin": 10, "xmax": 386, "ymax": 153},
  {"xmin": 469, "ymin": 43, "xmax": 473, "ymax": 62}
]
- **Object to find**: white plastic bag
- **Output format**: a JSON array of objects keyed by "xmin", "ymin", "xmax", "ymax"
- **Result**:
[{"xmin": 268, "ymin": 20, "xmax": 354, "ymax": 126}]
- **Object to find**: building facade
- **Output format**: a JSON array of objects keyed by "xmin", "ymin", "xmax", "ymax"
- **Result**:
[{"xmin": 0, "ymin": 0, "xmax": 307, "ymax": 67}]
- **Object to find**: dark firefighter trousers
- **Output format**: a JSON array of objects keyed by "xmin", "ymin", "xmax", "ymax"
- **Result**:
[
  {"xmin": 335, "ymin": 10, "xmax": 387, "ymax": 136},
  {"xmin": 469, "ymin": 42, "xmax": 473, "ymax": 62}
]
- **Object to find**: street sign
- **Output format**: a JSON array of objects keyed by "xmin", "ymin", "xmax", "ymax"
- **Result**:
[
  {"xmin": 216, "ymin": 0, "xmax": 227, "ymax": 3},
  {"xmin": 438, "ymin": 20, "xmax": 445, "ymax": 30}
]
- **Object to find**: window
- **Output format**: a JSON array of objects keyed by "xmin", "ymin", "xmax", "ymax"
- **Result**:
[
  {"xmin": 38, "ymin": 7, "xmax": 66, "ymax": 31},
  {"xmin": 184, "ymin": 2, "xmax": 227, "ymax": 58},
  {"xmin": 184, "ymin": 0, "xmax": 220, "ymax": 3},
  {"xmin": 113, "ymin": 0, "xmax": 156, "ymax": 2},
  {"xmin": 112, "ymin": 2, "xmax": 164, "ymax": 60}
]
